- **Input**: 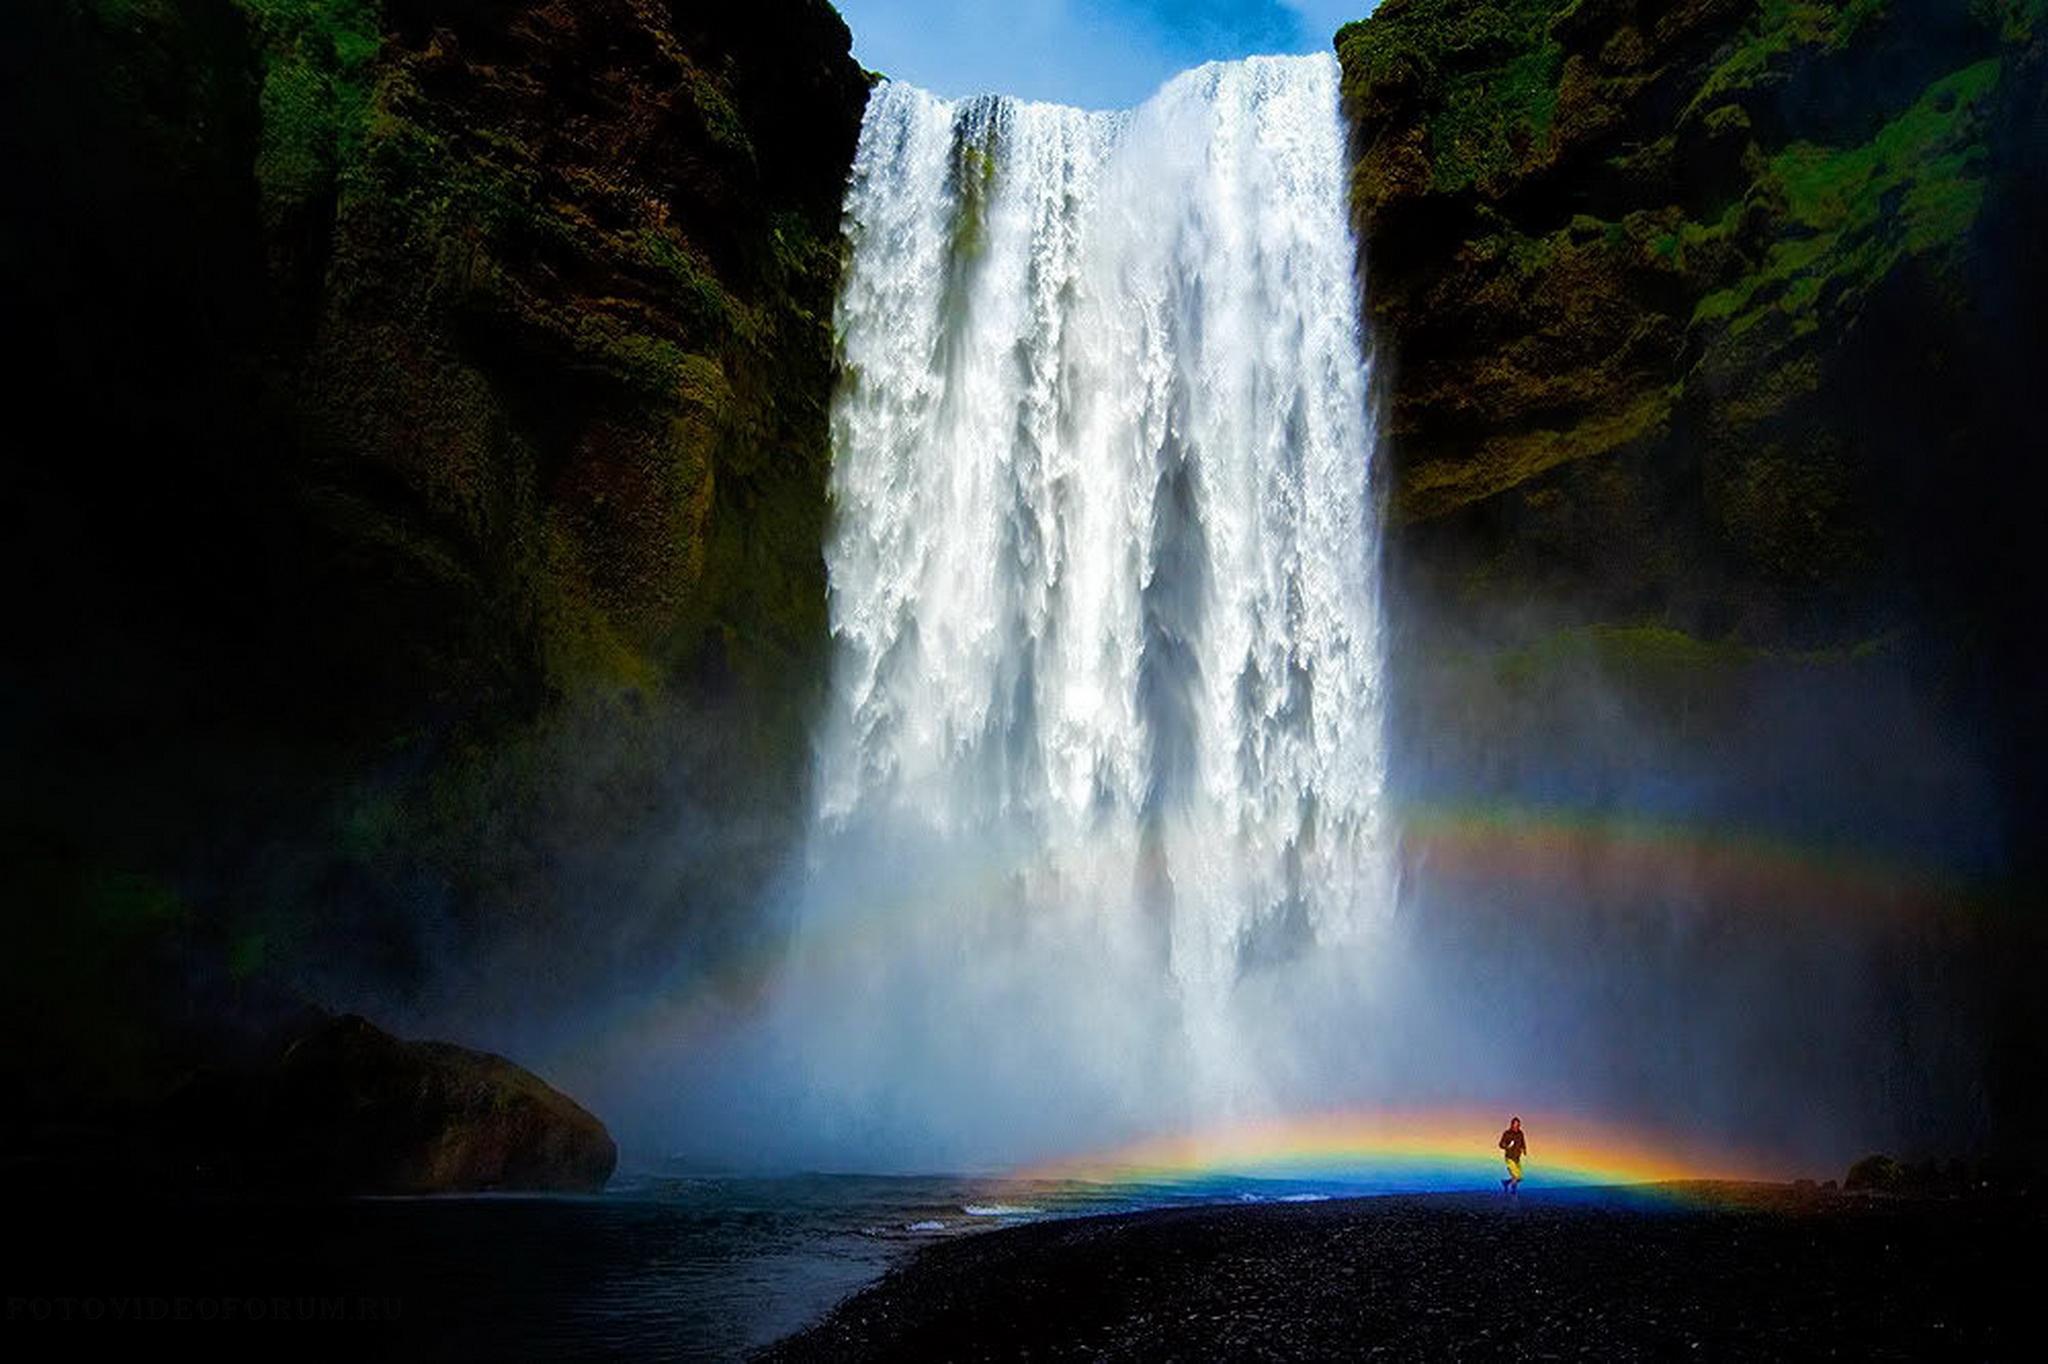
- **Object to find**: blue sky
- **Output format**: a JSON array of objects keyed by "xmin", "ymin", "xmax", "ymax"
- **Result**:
[{"xmin": 833, "ymin": 1, "xmax": 1379, "ymax": 109}]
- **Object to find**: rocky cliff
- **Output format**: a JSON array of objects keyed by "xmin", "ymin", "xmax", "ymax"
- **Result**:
[
  {"xmin": 1342, "ymin": 0, "xmax": 2042, "ymax": 627},
  {"xmin": 1337, "ymin": 0, "xmax": 2046, "ymax": 855},
  {"xmin": 163, "ymin": 1014, "xmax": 617, "ymax": 1193},
  {"xmin": 0, "ymin": 0, "xmax": 867, "ymax": 1125},
  {"xmin": 1336, "ymin": 0, "xmax": 2048, "ymax": 1153}
]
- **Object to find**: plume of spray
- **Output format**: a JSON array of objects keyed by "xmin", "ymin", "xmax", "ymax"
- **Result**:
[{"xmin": 646, "ymin": 54, "xmax": 1399, "ymax": 1171}]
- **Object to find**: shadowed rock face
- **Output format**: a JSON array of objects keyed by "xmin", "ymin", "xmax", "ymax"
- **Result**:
[
  {"xmin": 1338, "ymin": 0, "xmax": 2045, "ymax": 648},
  {"xmin": 166, "ymin": 1014, "xmax": 617, "ymax": 1193},
  {"xmin": 0, "ymin": 0, "xmax": 870, "ymax": 1124}
]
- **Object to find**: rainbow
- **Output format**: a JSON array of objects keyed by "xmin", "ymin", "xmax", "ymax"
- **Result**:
[
  {"xmin": 1402, "ymin": 802, "xmax": 1966, "ymax": 923},
  {"xmin": 1014, "ymin": 1107, "xmax": 1790, "ymax": 1192},
  {"xmin": 532, "ymin": 799, "xmax": 1971, "ymax": 1088}
]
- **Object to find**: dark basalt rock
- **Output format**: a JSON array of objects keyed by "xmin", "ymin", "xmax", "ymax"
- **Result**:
[
  {"xmin": 1333, "ymin": 1, "xmax": 2048, "ymax": 839},
  {"xmin": 1337, "ymin": 0, "xmax": 2044, "ymax": 634},
  {"xmin": 162, "ymin": 1014, "xmax": 616, "ymax": 1194},
  {"xmin": 763, "ymin": 1192, "xmax": 2024, "ymax": 1360},
  {"xmin": 0, "ymin": 0, "xmax": 871, "ymax": 1125},
  {"xmin": 1845, "ymin": 1152, "xmax": 1904, "ymax": 1191}
]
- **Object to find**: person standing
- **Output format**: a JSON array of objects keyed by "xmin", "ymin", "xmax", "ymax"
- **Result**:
[{"xmin": 1499, "ymin": 1116, "xmax": 1527, "ymax": 1195}]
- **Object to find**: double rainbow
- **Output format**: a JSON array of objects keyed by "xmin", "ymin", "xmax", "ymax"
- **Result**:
[
  {"xmin": 541, "ymin": 799, "xmax": 1962, "ymax": 1075},
  {"xmin": 1403, "ymin": 801, "xmax": 1963, "ymax": 922}
]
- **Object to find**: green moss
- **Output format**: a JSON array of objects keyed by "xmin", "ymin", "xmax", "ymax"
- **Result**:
[
  {"xmin": 354, "ymin": 95, "xmax": 535, "ymax": 243},
  {"xmin": 1690, "ymin": 0, "xmax": 1972, "ymax": 120},
  {"xmin": 1338, "ymin": 0, "xmax": 1566, "ymax": 194},
  {"xmin": 84, "ymin": 870, "xmax": 187, "ymax": 930},
  {"xmin": 537, "ymin": 521, "xmax": 668, "ymax": 694},
  {"xmin": 1430, "ymin": 36, "xmax": 1561, "ymax": 190},
  {"xmin": 949, "ymin": 134, "xmax": 998, "ymax": 263},
  {"xmin": 610, "ymin": 332, "xmax": 688, "ymax": 393},
  {"xmin": 1971, "ymin": 0, "xmax": 2046, "ymax": 40},
  {"xmin": 337, "ymin": 786, "xmax": 403, "ymax": 856},
  {"xmin": 227, "ymin": 931, "xmax": 269, "ymax": 981},
  {"xmin": 678, "ymin": 352, "xmax": 733, "ymax": 415},
  {"xmin": 233, "ymin": 0, "xmax": 383, "ymax": 224},
  {"xmin": 1773, "ymin": 60, "xmax": 1999, "ymax": 222},
  {"xmin": 1495, "ymin": 624, "xmax": 1760, "ymax": 689},
  {"xmin": 1403, "ymin": 386, "xmax": 1671, "ymax": 518},
  {"xmin": 1829, "ymin": 0, "xmax": 1891, "ymax": 47},
  {"xmin": 1485, "ymin": 622, "xmax": 1893, "ymax": 694},
  {"xmin": 682, "ymin": 57, "xmax": 751, "ymax": 158},
  {"xmin": 1710, "ymin": 426, "xmax": 1873, "ymax": 582},
  {"xmin": 1692, "ymin": 58, "xmax": 2000, "ymax": 335},
  {"xmin": 1690, "ymin": 1, "xmax": 1837, "ymax": 114},
  {"xmin": 640, "ymin": 229, "xmax": 753, "ymax": 339}
]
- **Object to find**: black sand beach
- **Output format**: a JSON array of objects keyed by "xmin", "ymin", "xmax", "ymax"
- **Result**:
[{"xmin": 763, "ymin": 1186, "xmax": 2029, "ymax": 1361}]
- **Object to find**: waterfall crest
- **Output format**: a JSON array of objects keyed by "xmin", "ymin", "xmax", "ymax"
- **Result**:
[{"xmin": 781, "ymin": 54, "xmax": 1393, "ymax": 1164}]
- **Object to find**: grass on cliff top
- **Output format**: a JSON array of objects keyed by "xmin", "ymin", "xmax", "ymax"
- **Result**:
[
  {"xmin": 1337, "ymin": 0, "xmax": 1566, "ymax": 194},
  {"xmin": 1692, "ymin": 56, "xmax": 2000, "ymax": 335}
]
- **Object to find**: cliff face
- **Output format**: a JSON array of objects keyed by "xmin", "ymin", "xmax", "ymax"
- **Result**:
[
  {"xmin": 265, "ymin": 0, "xmax": 867, "ymax": 715},
  {"xmin": 1337, "ymin": 0, "xmax": 2047, "ymax": 851},
  {"xmin": 1337, "ymin": 0, "xmax": 2048, "ymax": 1152},
  {"xmin": 0, "ymin": 0, "xmax": 868, "ymax": 1109},
  {"xmin": 1341, "ymin": 0, "xmax": 2042, "ymax": 635}
]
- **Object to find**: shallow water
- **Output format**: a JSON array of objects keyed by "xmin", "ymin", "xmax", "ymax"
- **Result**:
[{"xmin": 20, "ymin": 1171, "xmax": 1439, "ymax": 1358}]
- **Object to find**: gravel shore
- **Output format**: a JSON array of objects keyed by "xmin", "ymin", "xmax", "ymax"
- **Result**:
[{"xmin": 761, "ymin": 1185, "xmax": 2028, "ymax": 1360}]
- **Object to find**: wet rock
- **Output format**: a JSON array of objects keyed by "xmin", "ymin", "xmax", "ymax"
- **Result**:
[
  {"xmin": 163, "ymin": 1014, "xmax": 616, "ymax": 1194},
  {"xmin": 1845, "ymin": 1153, "xmax": 1903, "ymax": 1191}
]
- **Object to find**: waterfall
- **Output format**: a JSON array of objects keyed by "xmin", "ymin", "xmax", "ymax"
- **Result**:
[{"xmin": 778, "ymin": 53, "xmax": 1392, "ymax": 1165}]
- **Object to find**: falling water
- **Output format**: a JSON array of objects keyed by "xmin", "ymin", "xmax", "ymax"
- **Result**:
[{"xmin": 773, "ymin": 54, "xmax": 1392, "ymax": 1167}]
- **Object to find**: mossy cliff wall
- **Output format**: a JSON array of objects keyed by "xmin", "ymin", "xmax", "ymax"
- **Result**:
[
  {"xmin": 1337, "ymin": 0, "xmax": 2048, "ymax": 1152},
  {"xmin": 1337, "ymin": 0, "xmax": 2047, "ymax": 849},
  {"xmin": 0, "ymin": 0, "xmax": 868, "ymax": 1110}
]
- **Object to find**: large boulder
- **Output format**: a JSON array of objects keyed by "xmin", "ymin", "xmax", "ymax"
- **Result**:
[
  {"xmin": 1845, "ymin": 1153, "xmax": 1904, "ymax": 1192},
  {"xmin": 165, "ymin": 1015, "xmax": 617, "ymax": 1194}
]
